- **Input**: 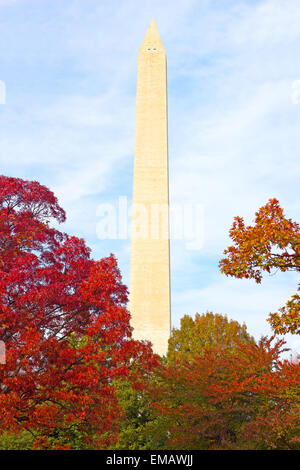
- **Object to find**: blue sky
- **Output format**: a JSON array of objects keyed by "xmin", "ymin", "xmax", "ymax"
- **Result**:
[{"xmin": 0, "ymin": 0, "xmax": 299, "ymax": 354}]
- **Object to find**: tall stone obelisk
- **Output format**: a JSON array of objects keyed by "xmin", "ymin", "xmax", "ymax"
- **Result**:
[{"xmin": 129, "ymin": 20, "xmax": 170, "ymax": 356}]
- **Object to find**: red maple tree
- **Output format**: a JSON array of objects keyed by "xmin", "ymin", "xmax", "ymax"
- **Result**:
[{"xmin": 0, "ymin": 176, "xmax": 157, "ymax": 449}]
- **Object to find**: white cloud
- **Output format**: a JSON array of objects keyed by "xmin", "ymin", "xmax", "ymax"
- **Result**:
[{"xmin": 232, "ymin": 0, "xmax": 300, "ymax": 46}]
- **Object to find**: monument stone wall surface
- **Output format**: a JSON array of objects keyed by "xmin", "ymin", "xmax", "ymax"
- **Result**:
[{"xmin": 129, "ymin": 20, "xmax": 171, "ymax": 356}]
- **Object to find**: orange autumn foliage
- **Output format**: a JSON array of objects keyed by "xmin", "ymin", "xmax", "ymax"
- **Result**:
[
  {"xmin": 150, "ymin": 337, "xmax": 300, "ymax": 449},
  {"xmin": 219, "ymin": 198, "xmax": 300, "ymax": 335}
]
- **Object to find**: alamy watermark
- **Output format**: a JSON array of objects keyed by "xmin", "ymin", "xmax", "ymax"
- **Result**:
[
  {"xmin": 0, "ymin": 80, "xmax": 6, "ymax": 104},
  {"xmin": 96, "ymin": 196, "xmax": 204, "ymax": 250}
]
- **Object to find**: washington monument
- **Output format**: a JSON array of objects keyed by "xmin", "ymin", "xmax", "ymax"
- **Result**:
[{"xmin": 129, "ymin": 20, "xmax": 170, "ymax": 356}]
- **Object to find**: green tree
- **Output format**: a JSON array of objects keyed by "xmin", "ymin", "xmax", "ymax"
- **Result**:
[
  {"xmin": 168, "ymin": 312, "xmax": 254, "ymax": 364},
  {"xmin": 112, "ymin": 313, "xmax": 255, "ymax": 450},
  {"xmin": 0, "ymin": 431, "xmax": 34, "ymax": 450},
  {"xmin": 110, "ymin": 375, "xmax": 170, "ymax": 450}
]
